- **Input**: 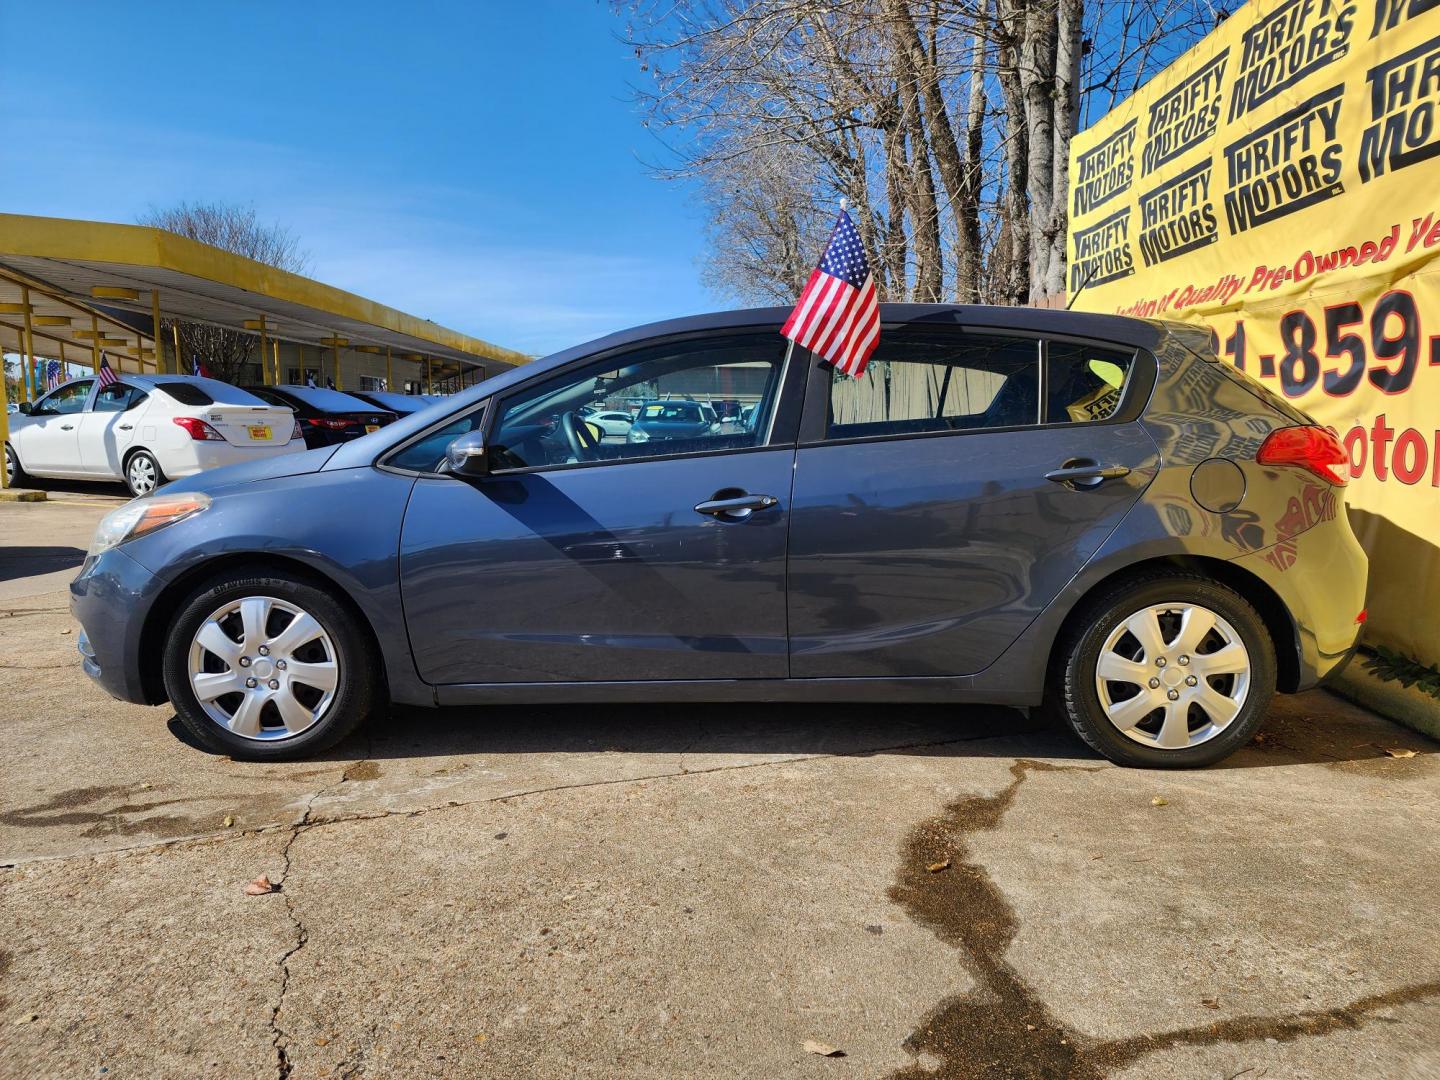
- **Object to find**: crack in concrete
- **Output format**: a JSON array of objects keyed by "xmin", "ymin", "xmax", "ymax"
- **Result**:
[{"xmin": 887, "ymin": 759, "xmax": 1440, "ymax": 1078}]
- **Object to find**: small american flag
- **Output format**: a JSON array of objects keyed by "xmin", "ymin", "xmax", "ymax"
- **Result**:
[
  {"xmin": 97, "ymin": 355, "xmax": 119, "ymax": 388},
  {"xmin": 45, "ymin": 360, "xmax": 63, "ymax": 390},
  {"xmin": 781, "ymin": 207, "xmax": 881, "ymax": 377}
]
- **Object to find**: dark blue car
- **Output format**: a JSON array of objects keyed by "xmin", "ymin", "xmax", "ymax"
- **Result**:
[{"xmin": 71, "ymin": 306, "xmax": 1367, "ymax": 768}]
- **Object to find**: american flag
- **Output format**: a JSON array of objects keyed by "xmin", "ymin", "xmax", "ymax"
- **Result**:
[
  {"xmin": 45, "ymin": 360, "xmax": 63, "ymax": 390},
  {"xmin": 97, "ymin": 355, "xmax": 118, "ymax": 388},
  {"xmin": 781, "ymin": 207, "xmax": 880, "ymax": 377}
]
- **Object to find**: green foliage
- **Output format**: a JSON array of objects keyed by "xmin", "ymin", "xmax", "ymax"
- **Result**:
[{"xmin": 1362, "ymin": 646, "xmax": 1440, "ymax": 701}]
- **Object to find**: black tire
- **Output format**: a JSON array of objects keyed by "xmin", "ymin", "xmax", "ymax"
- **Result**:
[
  {"xmin": 125, "ymin": 449, "xmax": 166, "ymax": 497},
  {"xmin": 162, "ymin": 570, "xmax": 380, "ymax": 760},
  {"xmin": 5, "ymin": 443, "xmax": 31, "ymax": 489},
  {"xmin": 1051, "ymin": 571, "xmax": 1276, "ymax": 769}
]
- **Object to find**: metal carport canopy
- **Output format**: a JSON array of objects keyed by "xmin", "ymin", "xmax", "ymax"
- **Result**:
[{"xmin": 0, "ymin": 212, "xmax": 528, "ymax": 373}]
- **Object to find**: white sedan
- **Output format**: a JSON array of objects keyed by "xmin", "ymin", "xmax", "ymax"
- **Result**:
[
  {"xmin": 5, "ymin": 375, "xmax": 306, "ymax": 496},
  {"xmin": 585, "ymin": 410, "xmax": 635, "ymax": 438}
]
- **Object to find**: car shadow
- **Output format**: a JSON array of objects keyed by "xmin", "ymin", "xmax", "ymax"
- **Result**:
[
  {"xmin": 165, "ymin": 692, "xmax": 1433, "ymax": 770},
  {"xmin": 0, "ymin": 545, "xmax": 87, "ymax": 582}
]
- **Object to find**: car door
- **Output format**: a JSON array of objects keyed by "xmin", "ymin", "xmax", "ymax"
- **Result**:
[
  {"xmin": 786, "ymin": 327, "xmax": 1160, "ymax": 679},
  {"xmin": 16, "ymin": 380, "xmax": 94, "ymax": 474},
  {"xmin": 78, "ymin": 381, "xmax": 146, "ymax": 478},
  {"xmin": 398, "ymin": 330, "xmax": 801, "ymax": 685}
]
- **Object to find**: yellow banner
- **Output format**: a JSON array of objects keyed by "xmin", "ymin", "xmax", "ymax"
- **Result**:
[{"xmin": 1068, "ymin": 0, "xmax": 1440, "ymax": 666}]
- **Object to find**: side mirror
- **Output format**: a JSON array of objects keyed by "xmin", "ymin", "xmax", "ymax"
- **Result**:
[
  {"xmin": 17, "ymin": 401, "xmax": 33, "ymax": 415},
  {"xmin": 445, "ymin": 430, "xmax": 490, "ymax": 478}
]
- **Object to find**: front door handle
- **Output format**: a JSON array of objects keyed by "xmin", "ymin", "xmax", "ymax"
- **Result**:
[
  {"xmin": 60, "ymin": 423, "xmax": 75, "ymax": 431},
  {"xmin": 1045, "ymin": 461, "xmax": 1131, "ymax": 489},
  {"xmin": 118, "ymin": 423, "xmax": 133, "ymax": 430},
  {"xmin": 694, "ymin": 493, "xmax": 779, "ymax": 520}
]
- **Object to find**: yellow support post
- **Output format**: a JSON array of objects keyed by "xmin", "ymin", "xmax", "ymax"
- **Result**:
[
  {"xmin": 385, "ymin": 345, "xmax": 393, "ymax": 391},
  {"xmin": 425, "ymin": 357, "xmax": 433, "ymax": 395},
  {"xmin": 258, "ymin": 315, "xmax": 269, "ymax": 385},
  {"xmin": 332, "ymin": 338, "xmax": 341, "ymax": 390},
  {"xmin": 21, "ymin": 287, "xmax": 36, "ymax": 401},
  {"xmin": 0, "ymin": 332, "xmax": 9, "ymax": 487},
  {"xmin": 151, "ymin": 289, "xmax": 165, "ymax": 374},
  {"xmin": 92, "ymin": 314, "xmax": 101, "ymax": 377},
  {"xmin": 173, "ymin": 324, "xmax": 183, "ymax": 375},
  {"xmin": 272, "ymin": 339, "xmax": 280, "ymax": 385}
]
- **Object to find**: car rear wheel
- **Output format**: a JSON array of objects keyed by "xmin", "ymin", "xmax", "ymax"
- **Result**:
[
  {"xmin": 125, "ymin": 450, "xmax": 165, "ymax": 497},
  {"xmin": 1053, "ymin": 572, "xmax": 1276, "ymax": 768},
  {"xmin": 162, "ymin": 571, "xmax": 379, "ymax": 760}
]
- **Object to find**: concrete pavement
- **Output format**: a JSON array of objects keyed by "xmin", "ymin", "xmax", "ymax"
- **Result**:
[{"xmin": 2, "ymin": 494, "xmax": 1438, "ymax": 1079}]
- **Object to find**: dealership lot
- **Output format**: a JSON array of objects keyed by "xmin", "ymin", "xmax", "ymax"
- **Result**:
[{"xmin": 2, "ymin": 495, "xmax": 1438, "ymax": 1079}]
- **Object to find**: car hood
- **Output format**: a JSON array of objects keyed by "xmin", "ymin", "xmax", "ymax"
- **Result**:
[{"xmin": 159, "ymin": 445, "xmax": 340, "ymax": 496}]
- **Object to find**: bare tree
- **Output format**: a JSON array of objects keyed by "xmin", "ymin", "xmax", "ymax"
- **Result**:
[
  {"xmin": 138, "ymin": 202, "xmax": 310, "ymax": 383},
  {"xmin": 619, "ymin": 0, "xmax": 1215, "ymax": 307}
]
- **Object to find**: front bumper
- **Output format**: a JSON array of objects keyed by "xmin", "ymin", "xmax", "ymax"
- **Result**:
[{"xmin": 69, "ymin": 544, "xmax": 166, "ymax": 705}]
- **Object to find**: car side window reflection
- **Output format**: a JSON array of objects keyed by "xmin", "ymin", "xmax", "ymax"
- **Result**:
[
  {"xmin": 93, "ymin": 383, "xmax": 136, "ymax": 412},
  {"xmin": 827, "ymin": 333, "xmax": 1040, "ymax": 440},
  {"xmin": 34, "ymin": 381, "xmax": 93, "ymax": 416},
  {"xmin": 489, "ymin": 334, "xmax": 787, "ymax": 472}
]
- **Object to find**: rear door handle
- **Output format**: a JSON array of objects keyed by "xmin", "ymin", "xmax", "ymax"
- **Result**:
[
  {"xmin": 118, "ymin": 423, "xmax": 134, "ymax": 430},
  {"xmin": 1045, "ymin": 462, "xmax": 1130, "ymax": 488},
  {"xmin": 60, "ymin": 423, "xmax": 75, "ymax": 431},
  {"xmin": 694, "ymin": 493, "xmax": 779, "ymax": 519}
]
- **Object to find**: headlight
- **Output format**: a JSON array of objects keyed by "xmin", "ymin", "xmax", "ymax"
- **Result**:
[
  {"xmin": 628, "ymin": 427, "xmax": 649, "ymax": 443},
  {"xmin": 89, "ymin": 492, "xmax": 211, "ymax": 556}
]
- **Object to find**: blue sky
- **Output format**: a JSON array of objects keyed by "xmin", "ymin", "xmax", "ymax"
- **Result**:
[{"xmin": 0, "ymin": 2, "xmax": 713, "ymax": 355}]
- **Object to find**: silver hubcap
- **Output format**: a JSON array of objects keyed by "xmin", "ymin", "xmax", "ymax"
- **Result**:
[
  {"xmin": 188, "ymin": 596, "xmax": 340, "ymax": 741},
  {"xmin": 1095, "ymin": 602, "xmax": 1251, "ymax": 750},
  {"xmin": 128, "ymin": 455, "xmax": 157, "ymax": 494},
  {"xmin": 4, "ymin": 448, "xmax": 14, "ymax": 484}
]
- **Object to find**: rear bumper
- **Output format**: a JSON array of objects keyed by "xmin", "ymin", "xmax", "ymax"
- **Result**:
[
  {"xmin": 166, "ymin": 439, "xmax": 307, "ymax": 478},
  {"xmin": 69, "ymin": 545, "xmax": 166, "ymax": 705},
  {"xmin": 1232, "ymin": 509, "xmax": 1368, "ymax": 691}
]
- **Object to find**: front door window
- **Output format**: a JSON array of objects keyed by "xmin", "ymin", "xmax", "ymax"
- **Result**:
[{"xmin": 490, "ymin": 334, "xmax": 788, "ymax": 471}]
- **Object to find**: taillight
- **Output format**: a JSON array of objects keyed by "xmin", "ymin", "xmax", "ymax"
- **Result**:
[
  {"xmin": 172, "ymin": 416, "xmax": 225, "ymax": 441},
  {"xmin": 1256, "ymin": 425, "xmax": 1348, "ymax": 486},
  {"xmin": 306, "ymin": 418, "xmax": 356, "ymax": 430},
  {"xmin": 290, "ymin": 420, "xmax": 303, "ymax": 441}
]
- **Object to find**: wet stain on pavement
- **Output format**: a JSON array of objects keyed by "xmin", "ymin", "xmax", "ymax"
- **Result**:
[
  {"xmin": 341, "ymin": 760, "xmax": 382, "ymax": 782},
  {"xmin": 0, "ymin": 784, "xmax": 287, "ymax": 842},
  {"xmin": 888, "ymin": 759, "xmax": 1440, "ymax": 1078}
]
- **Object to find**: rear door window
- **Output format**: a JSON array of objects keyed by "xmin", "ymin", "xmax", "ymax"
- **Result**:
[{"xmin": 827, "ymin": 332, "xmax": 1041, "ymax": 440}]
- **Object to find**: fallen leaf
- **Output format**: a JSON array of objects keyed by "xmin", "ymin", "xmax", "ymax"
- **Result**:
[
  {"xmin": 60, "ymin": 628, "xmax": 72, "ymax": 635},
  {"xmin": 1201, "ymin": 998, "xmax": 1220, "ymax": 1009},
  {"xmin": 1382, "ymin": 747, "xmax": 1417, "ymax": 759},
  {"xmin": 243, "ymin": 875, "xmax": 276, "ymax": 896},
  {"xmin": 1150, "ymin": 797, "xmax": 1169, "ymax": 807},
  {"xmin": 140, "ymin": 782, "xmax": 153, "ymax": 790},
  {"xmin": 222, "ymin": 815, "xmax": 235, "ymax": 828},
  {"xmin": 803, "ymin": 1040, "xmax": 845, "ymax": 1057},
  {"xmin": 926, "ymin": 859, "xmax": 951, "ymax": 873},
  {"xmin": 1026, "ymin": 1024, "xmax": 1037, "ymax": 1031},
  {"xmin": 314, "ymin": 1038, "xmax": 329, "ymax": 1047},
  {"xmin": 473, "ymin": 1034, "xmax": 488, "ymax": 1044},
  {"xmin": 13, "ymin": 1013, "xmax": 38, "ymax": 1025}
]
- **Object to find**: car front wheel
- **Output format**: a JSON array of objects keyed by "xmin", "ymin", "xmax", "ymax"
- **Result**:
[
  {"xmin": 162, "ymin": 571, "xmax": 379, "ymax": 760},
  {"xmin": 5, "ymin": 443, "xmax": 31, "ymax": 489},
  {"xmin": 125, "ymin": 450, "xmax": 165, "ymax": 497},
  {"xmin": 1053, "ymin": 572, "xmax": 1276, "ymax": 768}
]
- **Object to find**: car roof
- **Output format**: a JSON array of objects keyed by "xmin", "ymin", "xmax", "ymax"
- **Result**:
[
  {"xmin": 255, "ymin": 384, "xmax": 385, "ymax": 411},
  {"xmin": 107, "ymin": 374, "xmax": 271, "ymax": 406}
]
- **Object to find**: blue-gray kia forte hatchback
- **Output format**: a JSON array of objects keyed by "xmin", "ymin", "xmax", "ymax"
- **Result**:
[{"xmin": 70, "ymin": 305, "xmax": 1368, "ymax": 768}]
